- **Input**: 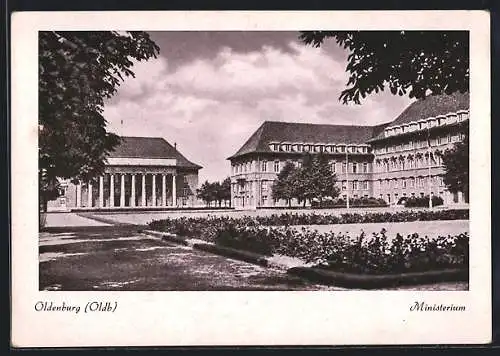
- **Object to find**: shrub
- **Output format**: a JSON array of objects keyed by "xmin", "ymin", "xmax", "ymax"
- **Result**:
[
  {"xmin": 311, "ymin": 197, "xmax": 388, "ymax": 208},
  {"xmin": 149, "ymin": 209, "xmax": 469, "ymax": 238},
  {"xmin": 404, "ymin": 195, "xmax": 444, "ymax": 208}
]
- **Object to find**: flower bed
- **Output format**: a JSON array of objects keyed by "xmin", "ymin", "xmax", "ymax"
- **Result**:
[
  {"xmin": 148, "ymin": 211, "xmax": 469, "ymax": 275},
  {"xmin": 148, "ymin": 209, "xmax": 469, "ymax": 238}
]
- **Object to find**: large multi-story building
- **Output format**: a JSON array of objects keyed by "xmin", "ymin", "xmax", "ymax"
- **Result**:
[
  {"xmin": 228, "ymin": 92, "xmax": 469, "ymax": 209},
  {"xmin": 47, "ymin": 136, "xmax": 201, "ymax": 211}
]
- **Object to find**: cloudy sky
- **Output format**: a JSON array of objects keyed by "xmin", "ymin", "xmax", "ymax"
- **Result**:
[{"xmin": 103, "ymin": 31, "xmax": 414, "ymax": 183}]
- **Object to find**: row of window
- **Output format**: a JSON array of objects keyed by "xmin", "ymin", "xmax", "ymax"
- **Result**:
[
  {"xmin": 341, "ymin": 180, "xmax": 370, "ymax": 191},
  {"xmin": 232, "ymin": 160, "xmax": 373, "ymax": 174},
  {"xmin": 268, "ymin": 143, "xmax": 371, "ymax": 154},
  {"xmin": 377, "ymin": 176, "xmax": 445, "ymax": 189},
  {"xmin": 384, "ymin": 111, "xmax": 468, "ymax": 137},
  {"xmin": 375, "ymin": 155, "xmax": 442, "ymax": 172},
  {"xmin": 374, "ymin": 133, "xmax": 465, "ymax": 154}
]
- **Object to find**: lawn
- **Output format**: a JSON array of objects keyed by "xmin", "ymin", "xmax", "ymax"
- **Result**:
[{"xmin": 289, "ymin": 220, "xmax": 468, "ymax": 239}]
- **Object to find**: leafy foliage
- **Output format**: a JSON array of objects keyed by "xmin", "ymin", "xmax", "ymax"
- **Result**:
[
  {"xmin": 148, "ymin": 209, "xmax": 469, "ymax": 239},
  {"xmin": 39, "ymin": 31, "xmax": 160, "ymax": 209},
  {"xmin": 311, "ymin": 197, "xmax": 387, "ymax": 208},
  {"xmin": 272, "ymin": 153, "xmax": 340, "ymax": 206},
  {"xmin": 149, "ymin": 216, "xmax": 468, "ymax": 273},
  {"xmin": 271, "ymin": 161, "xmax": 297, "ymax": 206},
  {"xmin": 196, "ymin": 177, "xmax": 232, "ymax": 207},
  {"xmin": 441, "ymin": 122, "xmax": 469, "ymax": 198},
  {"xmin": 403, "ymin": 195, "xmax": 444, "ymax": 208},
  {"xmin": 299, "ymin": 31, "xmax": 469, "ymax": 104}
]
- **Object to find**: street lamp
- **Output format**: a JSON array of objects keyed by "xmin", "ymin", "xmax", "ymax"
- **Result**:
[
  {"xmin": 346, "ymin": 145, "xmax": 350, "ymax": 209},
  {"xmin": 427, "ymin": 126, "xmax": 432, "ymax": 209}
]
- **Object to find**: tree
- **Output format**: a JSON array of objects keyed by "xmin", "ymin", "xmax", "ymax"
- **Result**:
[
  {"xmin": 441, "ymin": 122, "xmax": 469, "ymax": 201},
  {"xmin": 307, "ymin": 153, "xmax": 341, "ymax": 205},
  {"xmin": 39, "ymin": 31, "xmax": 160, "ymax": 211},
  {"xmin": 272, "ymin": 161, "xmax": 297, "ymax": 206},
  {"xmin": 197, "ymin": 181, "xmax": 215, "ymax": 207},
  {"xmin": 299, "ymin": 31, "xmax": 468, "ymax": 104},
  {"xmin": 299, "ymin": 31, "xmax": 469, "ymax": 198},
  {"xmin": 220, "ymin": 177, "xmax": 232, "ymax": 207},
  {"xmin": 278, "ymin": 153, "xmax": 340, "ymax": 207}
]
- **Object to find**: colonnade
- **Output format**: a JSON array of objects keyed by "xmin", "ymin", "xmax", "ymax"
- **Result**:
[{"xmin": 75, "ymin": 172, "xmax": 177, "ymax": 208}]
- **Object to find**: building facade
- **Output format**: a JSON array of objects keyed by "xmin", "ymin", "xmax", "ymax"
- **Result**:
[
  {"xmin": 47, "ymin": 136, "xmax": 201, "ymax": 211},
  {"xmin": 228, "ymin": 92, "xmax": 469, "ymax": 209}
]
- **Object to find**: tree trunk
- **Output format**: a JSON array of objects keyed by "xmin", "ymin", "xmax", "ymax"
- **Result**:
[{"xmin": 39, "ymin": 196, "xmax": 48, "ymax": 230}]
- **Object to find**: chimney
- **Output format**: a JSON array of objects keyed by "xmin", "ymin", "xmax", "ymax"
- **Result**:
[{"xmin": 174, "ymin": 142, "xmax": 177, "ymax": 150}]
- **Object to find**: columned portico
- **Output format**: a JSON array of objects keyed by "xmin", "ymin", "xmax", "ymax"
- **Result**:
[
  {"xmin": 172, "ymin": 174, "xmax": 177, "ymax": 207},
  {"xmin": 152, "ymin": 174, "xmax": 157, "ymax": 207},
  {"xmin": 131, "ymin": 174, "xmax": 136, "ymax": 207},
  {"xmin": 120, "ymin": 174, "xmax": 125, "ymax": 207},
  {"xmin": 99, "ymin": 176, "xmax": 104, "ymax": 208},
  {"xmin": 141, "ymin": 173, "xmax": 146, "ymax": 207},
  {"xmin": 162, "ymin": 174, "xmax": 167, "ymax": 206},
  {"xmin": 54, "ymin": 136, "xmax": 201, "ymax": 211}
]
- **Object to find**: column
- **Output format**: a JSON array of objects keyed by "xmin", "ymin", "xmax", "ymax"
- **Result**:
[
  {"xmin": 76, "ymin": 182, "xmax": 81, "ymax": 208},
  {"xmin": 120, "ymin": 174, "xmax": 125, "ymax": 207},
  {"xmin": 162, "ymin": 174, "xmax": 167, "ymax": 206},
  {"xmin": 110, "ymin": 174, "xmax": 115, "ymax": 207},
  {"xmin": 131, "ymin": 174, "xmax": 136, "ymax": 207},
  {"xmin": 141, "ymin": 173, "xmax": 146, "ymax": 207},
  {"xmin": 99, "ymin": 176, "xmax": 104, "ymax": 208},
  {"xmin": 152, "ymin": 174, "xmax": 156, "ymax": 206},
  {"xmin": 87, "ymin": 182, "xmax": 93, "ymax": 208},
  {"xmin": 172, "ymin": 174, "xmax": 177, "ymax": 207}
]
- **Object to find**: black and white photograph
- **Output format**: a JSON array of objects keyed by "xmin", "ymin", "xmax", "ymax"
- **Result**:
[
  {"xmin": 11, "ymin": 10, "xmax": 491, "ymax": 347},
  {"xmin": 38, "ymin": 29, "xmax": 470, "ymax": 292}
]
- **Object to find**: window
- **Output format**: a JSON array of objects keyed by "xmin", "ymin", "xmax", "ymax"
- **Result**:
[
  {"xmin": 353, "ymin": 180, "xmax": 358, "ymax": 190},
  {"xmin": 361, "ymin": 181, "xmax": 368, "ymax": 190},
  {"xmin": 402, "ymin": 179, "xmax": 407, "ymax": 189},
  {"xmin": 339, "ymin": 145, "xmax": 345, "ymax": 153},
  {"xmin": 362, "ymin": 162, "xmax": 368, "ymax": 173},
  {"xmin": 401, "ymin": 160, "xmax": 405, "ymax": 170},
  {"xmin": 261, "ymin": 181, "xmax": 268, "ymax": 191},
  {"xmin": 331, "ymin": 161, "xmax": 336, "ymax": 173},
  {"xmin": 274, "ymin": 161, "xmax": 280, "ymax": 173},
  {"xmin": 342, "ymin": 181, "xmax": 347, "ymax": 191},
  {"xmin": 352, "ymin": 163, "xmax": 357, "ymax": 174},
  {"xmin": 261, "ymin": 161, "xmax": 267, "ymax": 172},
  {"xmin": 393, "ymin": 179, "xmax": 398, "ymax": 189},
  {"xmin": 342, "ymin": 163, "xmax": 347, "ymax": 173}
]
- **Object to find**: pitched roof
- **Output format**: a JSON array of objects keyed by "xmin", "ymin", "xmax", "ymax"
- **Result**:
[
  {"xmin": 369, "ymin": 91, "xmax": 469, "ymax": 141},
  {"xmin": 108, "ymin": 136, "xmax": 202, "ymax": 169},
  {"xmin": 229, "ymin": 121, "xmax": 390, "ymax": 159},
  {"xmin": 387, "ymin": 92, "xmax": 469, "ymax": 128}
]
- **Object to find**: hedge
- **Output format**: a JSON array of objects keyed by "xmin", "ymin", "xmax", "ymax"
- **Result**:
[
  {"xmin": 311, "ymin": 197, "xmax": 388, "ymax": 208},
  {"xmin": 149, "ymin": 217, "xmax": 468, "ymax": 274},
  {"xmin": 148, "ymin": 209, "xmax": 469, "ymax": 239},
  {"xmin": 148, "ymin": 210, "xmax": 469, "ymax": 274},
  {"xmin": 400, "ymin": 195, "xmax": 444, "ymax": 208}
]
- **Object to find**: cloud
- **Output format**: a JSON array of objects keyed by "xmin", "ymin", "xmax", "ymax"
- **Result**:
[{"xmin": 103, "ymin": 34, "xmax": 413, "ymax": 183}]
